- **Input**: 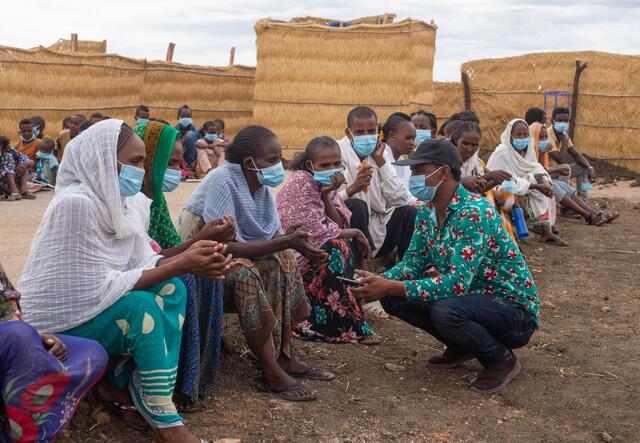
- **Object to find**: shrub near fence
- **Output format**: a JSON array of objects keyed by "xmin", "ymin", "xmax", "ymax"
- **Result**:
[
  {"xmin": 462, "ymin": 51, "xmax": 640, "ymax": 173},
  {"xmin": 253, "ymin": 15, "xmax": 436, "ymax": 158},
  {"xmin": 0, "ymin": 45, "xmax": 255, "ymax": 144}
]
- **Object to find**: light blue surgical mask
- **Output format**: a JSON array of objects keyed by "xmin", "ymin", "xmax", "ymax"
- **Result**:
[
  {"xmin": 35, "ymin": 151, "xmax": 53, "ymax": 160},
  {"xmin": 250, "ymin": 158, "xmax": 285, "ymax": 188},
  {"xmin": 349, "ymin": 130, "xmax": 378, "ymax": 158},
  {"xmin": 117, "ymin": 161, "xmax": 145, "ymax": 197},
  {"xmin": 179, "ymin": 117, "xmax": 192, "ymax": 128},
  {"xmin": 162, "ymin": 168, "xmax": 182, "ymax": 192},
  {"xmin": 501, "ymin": 180, "xmax": 517, "ymax": 194},
  {"xmin": 553, "ymin": 121, "xmax": 569, "ymax": 133},
  {"xmin": 511, "ymin": 137, "xmax": 530, "ymax": 151},
  {"xmin": 204, "ymin": 133, "xmax": 218, "ymax": 142},
  {"xmin": 136, "ymin": 118, "xmax": 149, "ymax": 126},
  {"xmin": 414, "ymin": 129, "xmax": 432, "ymax": 146},
  {"xmin": 538, "ymin": 140, "xmax": 550, "ymax": 152},
  {"xmin": 19, "ymin": 133, "xmax": 36, "ymax": 143},
  {"xmin": 313, "ymin": 167, "xmax": 345, "ymax": 186},
  {"xmin": 408, "ymin": 166, "xmax": 444, "ymax": 202}
]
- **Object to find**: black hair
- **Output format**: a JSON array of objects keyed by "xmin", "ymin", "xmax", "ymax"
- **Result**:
[
  {"xmin": 0, "ymin": 136, "xmax": 10, "ymax": 150},
  {"xmin": 449, "ymin": 110, "xmax": 480, "ymax": 125},
  {"xmin": 347, "ymin": 106, "xmax": 377, "ymax": 128},
  {"xmin": 412, "ymin": 109, "xmax": 438, "ymax": 131},
  {"xmin": 136, "ymin": 104, "xmax": 150, "ymax": 114},
  {"xmin": 90, "ymin": 112, "xmax": 105, "ymax": 120},
  {"xmin": 149, "ymin": 117, "xmax": 170, "ymax": 125},
  {"xmin": 213, "ymin": 118, "xmax": 225, "ymax": 130},
  {"xmin": 290, "ymin": 136, "xmax": 339, "ymax": 171},
  {"xmin": 74, "ymin": 114, "xmax": 87, "ymax": 122},
  {"xmin": 225, "ymin": 125, "xmax": 276, "ymax": 164},
  {"xmin": 30, "ymin": 116, "xmax": 45, "ymax": 128},
  {"xmin": 177, "ymin": 105, "xmax": 191, "ymax": 117},
  {"xmin": 524, "ymin": 107, "xmax": 546, "ymax": 125},
  {"xmin": 437, "ymin": 119, "xmax": 450, "ymax": 136},
  {"xmin": 201, "ymin": 120, "xmax": 217, "ymax": 135},
  {"xmin": 449, "ymin": 121, "xmax": 481, "ymax": 146},
  {"xmin": 552, "ymin": 106, "xmax": 570, "ymax": 119},
  {"xmin": 389, "ymin": 112, "xmax": 411, "ymax": 121},
  {"xmin": 451, "ymin": 166, "xmax": 462, "ymax": 181},
  {"xmin": 442, "ymin": 120, "xmax": 465, "ymax": 138},
  {"xmin": 80, "ymin": 120, "xmax": 95, "ymax": 132},
  {"xmin": 62, "ymin": 117, "xmax": 72, "ymax": 128},
  {"xmin": 381, "ymin": 115, "xmax": 413, "ymax": 143},
  {"xmin": 40, "ymin": 137, "xmax": 55, "ymax": 150},
  {"xmin": 117, "ymin": 123, "xmax": 135, "ymax": 151},
  {"xmin": 19, "ymin": 118, "xmax": 33, "ymax": 127}
]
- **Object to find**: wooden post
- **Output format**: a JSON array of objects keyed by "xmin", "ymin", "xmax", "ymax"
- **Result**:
[
  {"xmin": 461, "ymin": 72, "xmax": 472, "ymax": 110},
  {"xmin": 228, "ymin": 47, "xmax": 236, "ymax": 66},
  {"xmin": 71, "ymin": 33, "xmax": 78, "ymax": 52},
  {"xmin": 166, "ymin": 43, "xmax": 175, "ymax": 62},
  {"xmin": 569, "ymin": 59, "xmax": 588, "ymax": 140}
]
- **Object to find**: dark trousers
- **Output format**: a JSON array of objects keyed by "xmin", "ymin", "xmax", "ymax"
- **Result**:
[
  {"xmin": 376, "ymin": 205, "xmax": 417, "ymax": 260},
  {"xmin": 181, "ymin": 130, "xmax": 199, "ymax": 165},
  {"xmin": 346, "ymin": 198, "xmax": 375, "ymax": 250},
  {"xmin": 380, "ymin": 294, "xmax": 536, "ymax": 366}
]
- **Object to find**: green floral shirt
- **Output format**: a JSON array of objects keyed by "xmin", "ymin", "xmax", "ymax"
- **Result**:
[{"xmin": 384, "ymin": 185, "xmax": 539, "ymax": 325}]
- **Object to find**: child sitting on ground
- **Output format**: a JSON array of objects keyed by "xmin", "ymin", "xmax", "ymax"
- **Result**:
[
  {"xmin": 34, "ymin": 137, "xmax": 59, "ymax": 186},
  {"xmin": 15, "ymin": 118, "xmax": 42, "ymax": 162},
  {"xmin": 0, "ymin": 136, "xmax": 35, "ymax": 200},
  {"xmin": 195, "ymin": 120, "xmax": 226, "ymax": 177}
]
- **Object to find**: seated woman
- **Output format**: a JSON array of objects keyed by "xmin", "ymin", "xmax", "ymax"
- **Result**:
[
  {"xmin": 18, "ymin": 120, "xmax": 230, "ymax": 442},
  {"xmin": 1, "ymin": 136, "xmax": 35, "ymax": 200},
  {"xmin": 487, "ymin": 119, "xmax": 568, "ymax": 246},
  {"xmin": 530, "ymin": 122, "xmax": 617, "ymax": 226},
  {"xmin": 195, "ymin": 120, "xmax": 226, "ymax": 177},
  {"xmin": 381, "ymin": 114, "xmax": 417, "ymax": 189},
  {"xmin": 1, "ymin": 262, "xmax": 107, "ymax": 442},
  {"xmin": 176, "ymin": 125, "xmax": 335, "ymax": 402},
  {"xmin": 136, "ymin": 120, "xmax": 237, "ymax": 412},
  {"xmin": 276, "ymin": 136, "xmax": 378, "ymax": 345}
]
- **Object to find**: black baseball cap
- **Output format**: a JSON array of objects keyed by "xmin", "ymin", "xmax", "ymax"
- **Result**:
[{"xmin": 393, "ymin": 138, "xmax": 462, "ymax": 169}]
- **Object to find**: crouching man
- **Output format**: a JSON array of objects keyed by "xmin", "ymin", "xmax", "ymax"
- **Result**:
[{"xmin": 352, "ymin": 139, "xmax": 539, "ymax": 394}]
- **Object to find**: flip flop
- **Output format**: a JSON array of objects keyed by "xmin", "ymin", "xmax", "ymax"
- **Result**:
[
  {"xmin": 363, "ymin": 301, "xmax": 390, "ymax": 319},
  {"xmin": 288, "ymin": 367, "xmax": 336, "ymax": 381},
  {"xmin": 94, "ymin": 391, "xmax": 151, "ymax": 432},
  {"xmin": 5, "ymin": 193, "xmax": 21, "ymax": 201},
  {"xmin": 540, "ymin": 237, "xmax": 569, "ymax": 247},
  {"xmin": 20, "ymin": 193, "xmax": 36, "ymax": 199},
  {"xmin": 257, "ymin": 382, "xmax": 318, "ymax": 402},
  {"xmin": 586, "ymin": 213, "xmax": 606, "ymax": 226},
  {"xmin": 604, "ymin": 212, "xmax": 619, "ymax": 223},
  {"xmin": 359, "ymin": 334, "xmax": 382, "ymax": 346}
]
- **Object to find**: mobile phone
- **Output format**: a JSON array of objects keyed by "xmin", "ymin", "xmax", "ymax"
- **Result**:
[{"xmin": 337, "ymin": 276, "xmax": 360, "ymax": 286}]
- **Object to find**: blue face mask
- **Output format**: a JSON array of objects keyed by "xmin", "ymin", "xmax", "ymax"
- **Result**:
[
  {"xmin": 408, "ymin": 167, "xmax": 444, "ymax": 201},
  {"xmin": 250, "ymin": 159, "xmax": 285, "ymax": 188},
  {"xmin": 313, "ymin": 167, "xmax": 345, "ymax": 186},
  {"xmin": 136, "ymin": 118, "xmax": 149, "ymax": 126},
  {"xmin": 162, "ymin": 168, "xmax": 182, "ymax": 192},
  {"xmin": 501, "ymin": 180, "xmax": 517, "ymax": 194},
  {"xmin": 35, "ymin": 151, "xmax": 53, "ymax": 160},
  {"xmin": 512, "ymin": 137, "xmax": 530, "ymax": 151},
  {"xmin": 117, "ymin": 162, "xmax": 145, "ymax": 197},
  {"xmin": 19, "ymin": 133, "xmax": 36, "ymax": 143},
  {"xmin": 414, "ymin": 129, "xmax": 432, "ymax": 146},
  {"xmin": 553, "ymin": 121, "xmax": 569, "ymax": 133},
  {"xmin": 350, "ymin": 131, "xmax": 378, "ymax": 158},
  {"xmin": 538, "ymin": 140, "xmax": 550, "ymax": 152},
  {"xmin": 204, "ymin": 133, "xmax": 218, "ymax": 142},
  {"xmin": 179, "ymin": 117, "xmax": 192, "ymax": 128}
]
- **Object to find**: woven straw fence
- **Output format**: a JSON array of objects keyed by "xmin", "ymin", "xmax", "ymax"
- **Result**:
[
  {"xmin": 0, "ymin": 45, "xmax": 255, "ymax": 144},
  {"xmin": 47, "ymin": 38, "xmax": 107, "ymax": 54},
  {"xmin": 253, "ymin": 16, "xmax": 436, "ymax": 157},
  {"xmin": 462, "ymin": 51, "xmax": 640, "ymax": 172},
  {"xmin": 432, "ymin": 81, "xmax": 464, "ymax": 127}
]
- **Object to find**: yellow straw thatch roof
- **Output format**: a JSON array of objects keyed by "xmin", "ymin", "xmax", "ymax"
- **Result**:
[{"xmin": 46, "ymin": 38, "xmax": 107, "ymax": 54}]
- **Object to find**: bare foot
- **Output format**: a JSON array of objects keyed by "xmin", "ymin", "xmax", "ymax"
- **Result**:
[
  {"xmin": 153, "ymin": 425, "xmax": 201, "ymax": 443},
  {"xmin": 95, "ymin": 379, "xmax": 148, "ymax": 430}
]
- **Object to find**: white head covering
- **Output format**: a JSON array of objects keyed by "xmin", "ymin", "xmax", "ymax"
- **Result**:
[
  {"xmin": 460, "ymin": 151, "xmax": 484, "ymax": 177},
  {"xmin": 19, "ymin": 119, "xmax": 159, "ymax": 333}
]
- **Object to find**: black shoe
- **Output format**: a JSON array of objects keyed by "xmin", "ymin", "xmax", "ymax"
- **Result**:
[
  {"xmin": 427, "ymin": 347, "xmax": 474, "ymax": 368},
  {"xmin": 469, "ymin": 351, "xmax": 522, "ymax": 394}
]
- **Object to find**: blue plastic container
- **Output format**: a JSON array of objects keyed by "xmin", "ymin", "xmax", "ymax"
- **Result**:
[{"xmin": 511, "ymin": 204, "xmax": 529, "ymax": 238}]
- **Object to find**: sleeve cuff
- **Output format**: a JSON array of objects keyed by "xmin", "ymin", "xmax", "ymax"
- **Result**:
[{"xmin": 339, "ymin": 189, "xmax": 349, "ymax": 201}]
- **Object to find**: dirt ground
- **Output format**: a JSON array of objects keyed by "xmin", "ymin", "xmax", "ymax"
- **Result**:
[{"xmin": 1, "ymin": 179, "xmax": 639, "ymax": 442}]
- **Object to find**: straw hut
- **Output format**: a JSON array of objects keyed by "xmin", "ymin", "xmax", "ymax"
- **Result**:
[
  {"xmin": 462, "ymin": 51, "xmax": 640, "ymax": 172},
  {"xmin": 253, "ymin": 14, "xmax": 437, "ymax": 157},
  {"xmin": 47, "ymin": 38, "xmax": 107, "ymax": 54},
  {"xmin": 0, "ymin": 43, "xmax": 255, "ymax": 144},
  {"xmin": 432, "ymin": 81, "xmax": 464, "ymax": 128}
]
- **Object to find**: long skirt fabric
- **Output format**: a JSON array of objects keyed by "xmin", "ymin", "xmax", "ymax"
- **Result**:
[
  {"xmin": 294, "ymin": 239, "xmax": 375, "ymax": 343},
  {"xmin": 0, "ymin": 321, "xmax": 107, "ymax": 442},
  {"xmin": 62, "ymin": 278, "xmax": 186, "ymax": 429}
]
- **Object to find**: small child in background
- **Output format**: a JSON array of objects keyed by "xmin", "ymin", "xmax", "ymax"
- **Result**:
[
  {"xmin": 211, "ymin": 118, "xmax": 230, "ymax": 142},
  {"xmin": 195, "ymin": 120, "xmax": 226, "ymax": 177},
  {"xmin": 135, "ymin": 105, "xmax": 150, "ymax": 126},
  {"xmin": 30, "ymin": 116, "xmax": 46, "ymax": 140},
  {"xmin": 15, "ymin": 118, "xmax": 42, "ymax": 161},
  {"xmin": 34, "ymin": 137, "xmax": 59, "ymax": 186}
]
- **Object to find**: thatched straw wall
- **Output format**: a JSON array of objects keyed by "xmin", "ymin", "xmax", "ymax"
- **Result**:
[
  {"xmin": 0, "ymin": 45, "xmax": 255, "ymax": 144},
  {"xmin": 432, "ymin": 81, "xmax": 464, "ymax": 127},
  {"xmin": 253, "ymin": 15, "xmax": 437, "ymax": 157},
  {"xmin": 463, "ymin": 51, "xmax": 640, "ymax": 172},
  {"xmin": 47, "ymin": 38, "xmax": 107, "ymax": 54}
]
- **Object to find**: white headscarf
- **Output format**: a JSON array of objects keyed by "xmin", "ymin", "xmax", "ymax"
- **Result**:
[
  {"xmin": 460, "ymin": 151, "xmax": 484, "ymax": 177},
  {"xmin": 19, "ymin": 119, "xmax": 160, "ymax": 333},
  {"xmin": 487, "ymin": 119, "xmax": 551, "ymax": 217}
]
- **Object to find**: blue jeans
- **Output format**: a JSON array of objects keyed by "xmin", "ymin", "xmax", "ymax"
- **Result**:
[
  {"xmin": 380, "ymin": 294, "xmax": 536, "ymax": 366},
  {"xmin": 181, "ymin": 130, "xmax": 198, "ymax": 165}
]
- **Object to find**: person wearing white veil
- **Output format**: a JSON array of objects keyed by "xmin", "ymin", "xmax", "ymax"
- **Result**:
[
  {"xmin": 487, "ymin": 119, "xmax": 568, "ymax": 247},
  {"xmin": 18, "ymin": 119, "xmax": 230, "ymax": 442}
]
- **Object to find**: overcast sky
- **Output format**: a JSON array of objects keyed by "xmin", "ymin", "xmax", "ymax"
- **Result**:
[{"xmin": 3, "ymin": 0, "xmax": 639, "ymax": 81}]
